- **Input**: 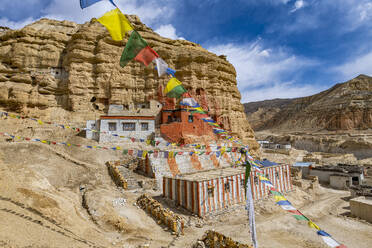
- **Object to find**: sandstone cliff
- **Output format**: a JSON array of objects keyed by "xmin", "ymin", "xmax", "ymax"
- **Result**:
[
  {"xmin": 245, "ymin": 75, "xmax": 372, "ymax": 131},
  {"xmin": 0, "ymin": 17, "xmax": 258, "ymax": 153}
]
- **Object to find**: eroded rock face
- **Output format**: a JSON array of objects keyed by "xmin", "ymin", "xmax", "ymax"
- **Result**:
[
  {"xmin": 245, "ymin": 74, "xmax": 372, "ymax": 131},
  {"xmin": 0, "ymin": 17, "xmax": 259, "ymax": 154}
]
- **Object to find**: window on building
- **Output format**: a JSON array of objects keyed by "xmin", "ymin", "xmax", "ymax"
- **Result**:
[
  {"xmin": 167, "ymin": 115, "xmax": 172, "ymax": 123},
  {"xmin": 240, "ymin": 179, "xmax": 245, "ymax": 186},
  {"xmin": 188, "ymin": 115, "xmax": 193, "ymax": 123},
  {"xmin": 208, "ymin": 186, "xmax": 214, "ymax": 197},
  {"xmin": 224, "ymin": 182, "xmax": 230, "ymax": 192},
  {"xmin": 254, "ymin": 176, "xmax": 259, "ymax": 185},
  {"xmin": 275, "ymin": 172, "xmax": 279, "ymax": 178},
  {"xmin": 122, "ymin": 122, "xmax": 135, "ymax": 131},
  {"xmin": 108, "ymin": 122, "xmax": 117, "ymax": 131},
  {"xmin": 141, "ymin": 122, "xmax": 149, "ymax": 131}
]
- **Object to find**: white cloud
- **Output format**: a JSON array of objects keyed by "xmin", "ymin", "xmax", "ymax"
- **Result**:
[
  {"xmin": 241, "ymin": 82, "xmax": 321, "ymax": 102},
  {"xmin": 0, "ymin": 17, "xmax": 36, "ymax": 29},
  {"xmin": 333, "ymin": 51, "xmax": 372, "ymax": 80},
  {"xmin": 290, "ymin": 0, "xmax": 306, "ymax": 13},
  {"xmin": 208, "ymin": 41, "xmax": 319, "ymax": 102},
  {"xmin": 154, "ymin": 24, "xmax": 184, "ymax": 40},
  {"xmin": 208, "ymin": 41, "xmax": 316, "ymax": 89},
  {"xmin": 0, "ymin": 0, "xmax": 175, "ymax": 29}
]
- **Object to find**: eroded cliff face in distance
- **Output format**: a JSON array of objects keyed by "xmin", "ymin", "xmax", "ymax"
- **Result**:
[
  {"xmin": 0, "ymin": 17, "xmax": 259, "ymax": 154},
  {"xmin": 245, "ymin": 74, "xmax": 372, "ymax": 131}
]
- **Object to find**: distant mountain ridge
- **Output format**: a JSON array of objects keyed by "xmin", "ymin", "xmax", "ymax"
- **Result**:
[{"xmin": 244, "ymin": 74, "xmax": 372, "ymax": 131}]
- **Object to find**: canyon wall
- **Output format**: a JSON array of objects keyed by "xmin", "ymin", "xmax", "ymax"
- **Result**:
[{"xmin": 0, "ymin": 17, "xmax": 259, "ymax": 154}]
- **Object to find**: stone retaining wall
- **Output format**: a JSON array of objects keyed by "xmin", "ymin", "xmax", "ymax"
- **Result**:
[
  {"xmin": 194, "ymin": 230, "xmax": 252, "ymax": 248},
  {"xmin": 136, "ymin": 194, "xmax": 184, "ymax": 235},
  {"xmin": 106, "ymin": 161, "xmax": 128, "ymax": 189}
]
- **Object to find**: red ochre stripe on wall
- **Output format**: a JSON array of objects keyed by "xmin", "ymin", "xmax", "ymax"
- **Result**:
[
  {"xmin": 211, "ymin": 154, "xmax": 220, "ymax": 168},
  {"xmin": 167, "ymin": 157, "xmax": 180, "ymax": 176},
  {"xmin": 191, "ymin": 154, "xmax": 203, "ymax": 170}
]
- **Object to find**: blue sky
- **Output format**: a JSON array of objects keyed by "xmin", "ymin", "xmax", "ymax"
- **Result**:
[{"xmin": 1, "ymin": 0, "xmax": 372, "ymax": 103}]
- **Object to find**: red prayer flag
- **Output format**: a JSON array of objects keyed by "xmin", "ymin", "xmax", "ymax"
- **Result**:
[{"xmin": 134, "ymin": 46, "xmax": 159, "ymax": 66}]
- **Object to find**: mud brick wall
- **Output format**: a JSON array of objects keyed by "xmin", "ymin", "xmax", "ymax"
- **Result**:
[
  {"xmin": 136, "ymin": 194, "xmax": 184, "ymax": 235},
  {"xmin": 196, "ymin": 230, "xmax": 252, "ymax": 248},
  {"xmin": 106, "ymin": 161, "xmax": 128, "ymax": 190}
]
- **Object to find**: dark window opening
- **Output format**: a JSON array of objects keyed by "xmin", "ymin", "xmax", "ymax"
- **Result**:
[
  {"xmin": 208, "ymin": 187, "xmax": 214, "ymax": 197},
  {"xmin": 122, "ymin": 122, "xmax": 135, "ymax": 131},
  {"xmin": 352, "ymin": 176, "xmax": 359, "ymax": 185},
  {"xmin": 254, "ymin": 176, "xmax": 259, "ymax": 185},
  {"xmin": 141, "ymin": 123, "xmax": 149, "ymax": 131},
  {"xmin": 188, "ymin": 115, "xmax": 193, "ymax": 123},
  {"xmin": 108, "ymin": 122, "xmax": 117, "ymax": 131},
  {"xmin": 167, "ymin": 115, "xmax": 172, "ymax": 123},
  {"xmin": 224, "ymin": 183, "xmax": 230, "ymax": 192}
]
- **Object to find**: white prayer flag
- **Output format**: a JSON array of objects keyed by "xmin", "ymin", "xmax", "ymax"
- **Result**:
[{"xmin": 155, "ymin": 57, "xmax": 168, "ymax": 77}]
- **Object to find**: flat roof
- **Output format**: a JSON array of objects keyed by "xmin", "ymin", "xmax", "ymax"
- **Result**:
[
  {"xmin": 100, "ymin": 116, "xmax": 155, "ymax": 120},
  {"xmin": 169, "ymin": 164, "xmax": 286, "ymax": 181},
  {"xmin": 175, "ymin": 166, "xmax": 245, "ymax": 181},
  {"xmin": 351, "ymin": 196, "xmax": 372, "ymax": 205}
]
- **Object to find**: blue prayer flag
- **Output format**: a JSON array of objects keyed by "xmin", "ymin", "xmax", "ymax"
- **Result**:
[
  {"xmin": 80, "ymin": 0, "xmax": 116, "ymax": 9},
  {"xmin": 166, "ymin": 68, "xmax": 176, "ymax": 77},
  {"xmin": 317, "ymin": 230, "xmax": 330, "ymax": 237}
]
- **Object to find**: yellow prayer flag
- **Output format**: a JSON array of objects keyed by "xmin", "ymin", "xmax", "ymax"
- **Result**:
[
  {"xmin": 37, "ymin": 120, "xmax": 43, "ymax": 125},
  {"xmin": 221, "ymin": 147, "xmax": 226, "ymax": 155},
  {"xmin": 308, "ymin": 221, "xmax": 320, "ymax": 230},
  {"xmin": 274, "ymin": 195, "xmax": 287, "ymax": 202},
  {"xmin": 142, "ymin": 151, "xmax": 148, "ymax": 158},
  {"xmin": 97, "ymin": 8, "xmax": 134, "ymax": 41}
]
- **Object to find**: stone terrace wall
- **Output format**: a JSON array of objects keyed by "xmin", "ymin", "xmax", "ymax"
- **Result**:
[
  {"xmin": 136, "ymin": 194, "xmax": 184, "ymax": 235},
  {"xmin": 106, "ymin": 161, "xmax": 128, "ymax": 189},
  {"xmin": 194, "ymin": 230, "xmax": 252, "ymax": 248}
]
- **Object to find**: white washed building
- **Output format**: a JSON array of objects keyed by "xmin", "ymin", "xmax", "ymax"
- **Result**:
[{"xmin": 86, "ymin": 100, "xmax": 162, "ymax": 142}]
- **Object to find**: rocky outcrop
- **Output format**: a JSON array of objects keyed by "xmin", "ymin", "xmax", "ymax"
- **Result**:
[
  {"xmin": 0, "ymin": 17, "xmax": 258, "ymax": 154},
  {"xmin": 245, "ymin": 75, "xmax": 372, "ymax": 131}
]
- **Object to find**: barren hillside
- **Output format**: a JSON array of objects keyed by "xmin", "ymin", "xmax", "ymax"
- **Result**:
[{"xmin": 244, "ymin": 74, "xmax": 372, "ymax": 131}]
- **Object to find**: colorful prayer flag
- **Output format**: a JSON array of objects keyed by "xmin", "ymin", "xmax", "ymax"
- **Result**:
[
  {"xmin": 308, "ymin": 221, "xmax": 320, "ymax": 230},
  {"xmin": 120, "ymin": 30, "xmax": 148, "ymax": 67},
  {"xmin": 155, "ymin": 57, "xmax": 168, "ymax": 77},
  {"xmin": 134, "ymin": 46, "xmax": 159, "ymax": 66},
  {"xmin": 80, "ymin": 0, "xmax": 117, "ymax": 9},
  {"xmin": 180, "ymin": 95, "xmax": 200, "ymax": 108},
  {"xmin": 164, "ymin": 77, "xmax": 187, "ymax": 98},
  {"xmin": 97, "ymin": 8, "xmax": 133, "ymax": 41},
  {"xmin": 166, "ymin": 67, "xmax": 176, "ymax": 77}
]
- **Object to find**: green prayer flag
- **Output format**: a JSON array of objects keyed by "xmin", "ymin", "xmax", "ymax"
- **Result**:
[
  {"xmin": 244, "ymin": 160, "xmax": 252, "ymax": 196},
  {"xmin": 293, "ymin": 215, "xmax": 308, "ymax": 221},
  {"xmin": 120, "ymin": 30, "xmax": 148, "ymax": 67},
  {"xmin": 270, "ymin": 190, "xmax": 282, "ymax": 196},
  {"xmin": 123, "ymin": 149, "xmax": 128, "ymax": 155}
]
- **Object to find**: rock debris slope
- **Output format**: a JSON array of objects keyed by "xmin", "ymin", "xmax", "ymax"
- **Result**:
[{"xmin": 0, "ymin": 17, "xmax": 258, "ymax": 153}]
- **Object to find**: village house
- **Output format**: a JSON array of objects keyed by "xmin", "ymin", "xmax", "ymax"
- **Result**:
[
  {"xmin": 86, "ymin": 100, "xmax": 162, "ymax": 142},
  {"xmin": 308, "ymin": 164, "xmax": 365, "ymax": 189}
]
